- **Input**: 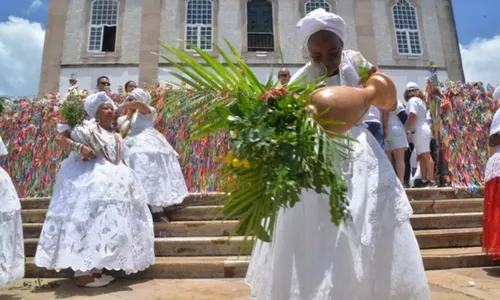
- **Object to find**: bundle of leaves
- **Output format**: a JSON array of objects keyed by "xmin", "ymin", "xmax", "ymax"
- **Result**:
[
  {"xmin": 160, "ymin": 39, "xmax": 353, "ymax": 243},
  {"xmin": 60, "ymin": 90, "xmax": 86, "ymax": 128}
]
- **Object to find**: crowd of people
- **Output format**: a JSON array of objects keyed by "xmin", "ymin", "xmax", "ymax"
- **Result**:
[{"xmin": 0, "ymin": 7, "xmax": 489, "ymax": 300}]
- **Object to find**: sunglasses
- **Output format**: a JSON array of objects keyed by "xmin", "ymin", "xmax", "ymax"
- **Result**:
[{"xmin": 100, "ymin": 81, "xmax": 111, "ymax": 86}]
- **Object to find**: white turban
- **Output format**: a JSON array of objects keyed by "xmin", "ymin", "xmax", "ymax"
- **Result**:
[
  {"xmin": 129, "ymin": 88, "xmax": 152, "ymax": 105},
  {"xmin": 84, "ymin": 92, "xmax": 114, "ymax": 118},
  {"xmin": 297, "ymin": 8, "xmax": 346, "ymax": 47},
  {"xmin": 490, "ymin": 85, "xmax": 500, "ymax": 136}
]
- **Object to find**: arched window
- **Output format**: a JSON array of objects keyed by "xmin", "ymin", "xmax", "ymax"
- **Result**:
[
  {"xmin": 305, "ymin": 0, "xmax": 331, "ymax": 14},
  {"xmin": 185, "ymin": 0, "xmax": 214, "ymax": 51},
  {"xmin": 247, "ymin": 0, "xmax": 274, "ymax": 52},
  {"xmin": 88, "ymin": 0, "xmax": 119, "ymax": 52},
  {"xmin": 392, "ymin": 0, "xmax": 422, "ymax": 55}
]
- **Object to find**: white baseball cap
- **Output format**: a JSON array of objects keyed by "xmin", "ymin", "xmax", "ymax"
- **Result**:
[{"xmin": 405, "ymin": 82, "xmax": 419, "ymax": 91}]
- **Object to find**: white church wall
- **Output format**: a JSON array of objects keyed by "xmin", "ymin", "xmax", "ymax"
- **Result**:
[
  {"xmin": 59, "ymin": 67, "xmax": 139, "ymax": 94},
  {"xmin": 60, "ymin": 66, "xmax": 448, "ymax": 105}
]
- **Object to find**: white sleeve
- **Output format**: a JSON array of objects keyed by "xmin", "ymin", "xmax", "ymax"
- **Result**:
[
  {"xmin": 56, "ymin": 123, "xmax": 71, "ymax": 134},
  {"xmin": 407, "ymin": 98, "xmax": 419, "ymax": 115},
  {"xmin": 490, "ymin": 109, "xmax": 500, "ymax": 136},
  {"xmin": 289, "ymin": 64, "xmax": 317, "ymax": 84}
]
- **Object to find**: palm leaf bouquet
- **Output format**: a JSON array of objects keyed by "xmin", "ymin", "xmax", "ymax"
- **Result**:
[{"xmin": 160, "ymin": 39, "xmax": 354, "ymax": 243}]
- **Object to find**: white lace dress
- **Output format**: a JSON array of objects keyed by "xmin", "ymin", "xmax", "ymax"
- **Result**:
[
  {"xmin": 118, "ymin": 108, "xmax": 188, "ymax": 208},
  {"xmin": 0, "ymin": 137, "xmax": 25, "ymax": 288},
  {"xmin": 34, "ymin": 124, "xmax": 155, "ymax": 274},
  {"xmin": 245, "ymin": 51, "xmax": 430, "ymax": 300}
]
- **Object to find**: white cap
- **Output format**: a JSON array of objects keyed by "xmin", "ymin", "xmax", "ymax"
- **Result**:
[
  {"xmin": 405, "ymin": 82, "xmax": 419, "ymax": 91},
  {"xmin": 70, "ymin": 74, "xmax": 77, "ymax": 81}
]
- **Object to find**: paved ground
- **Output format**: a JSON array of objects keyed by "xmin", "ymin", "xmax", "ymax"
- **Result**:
[{"xmin": 2, "ymin": 267, "xmax": 500, "ymax": 300}]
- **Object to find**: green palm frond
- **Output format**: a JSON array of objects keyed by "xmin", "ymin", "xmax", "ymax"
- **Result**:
[{"xmin": 159, "ymin": 39, "xmax": 352, "ymax": 246}]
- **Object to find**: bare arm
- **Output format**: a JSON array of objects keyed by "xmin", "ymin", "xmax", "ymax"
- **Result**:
[
  {"xmin": 489, "ymin": 134, "xmax": 500, "ymax": 147},
  {"xmin": 55, "ymin": 131, "xmax": 72, "ymax": 151},
  {"xmin": 121, "ymin": 101, "xmax": 151, "ymax": 115},
  {"xmin": 55, "ymin": 131, "xmax": 96, "ymax": 159},
  {"xmin": 407, "ymin": 113, "xmax": 417, "ymax": 132}
]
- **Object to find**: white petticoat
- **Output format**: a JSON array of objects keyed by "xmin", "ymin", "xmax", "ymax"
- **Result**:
[
  {"xmin": 34, "ymin": 152, "xmax": 155, "ymax": 274},
  {"xmin": 123, "ymin": 128, "xmax": 189, "ymax": 207},
  {"xmin": 245, "ymin": 125, "xmax": 430, "ymax": 300},
  {"xmin": 0, "ymin": 166, "xmax": 25, "ymax": 288}
]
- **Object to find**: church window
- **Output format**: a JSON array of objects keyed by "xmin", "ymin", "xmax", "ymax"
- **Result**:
[
  {"xmin": 305, "ymin": 0, "xmax": 331, "ymax": 14},
  {"xmin": 185, "ymin": 0, "xmax": 214, "ymax": 51},
  {"xmin": 88, "ymin": 0, "xmax": 119, "ymax": 52},
  {"xmin": 247, "ymin": 0, "xmax": 274, "ymax": 52},
  {"xmin": 392, "ymin": 0, "xmax": 422, "ymax": 55}
]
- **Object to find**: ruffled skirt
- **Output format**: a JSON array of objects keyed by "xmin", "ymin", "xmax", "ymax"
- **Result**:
[
  {"xmin": 0, "ymin": 167, "xmax": 25, "ymax": 288},
  {"xmin": 483, "ymin": 153, "xmax": 500, "ymax": 259},
  {"xmin": 34, "ymin": 153, "xmax": 155, "ymax": 274},
  {"xmin": 124, "ymin": 129, "xmax": 189, "ymax": 207},
  {"xmin": 245, "ymin": 125, "xmax": 430, "ymax": 300}
]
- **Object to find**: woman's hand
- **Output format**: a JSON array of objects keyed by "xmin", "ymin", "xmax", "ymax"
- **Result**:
[{"xmin": 80, "ymin": 145, "xmax": 97, "ymax": 161}]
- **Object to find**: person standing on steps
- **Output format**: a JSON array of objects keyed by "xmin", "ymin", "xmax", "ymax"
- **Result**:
[
  {"xmin": 0, "ymin": 135, "xmax": 25, "ymax": 289},
  {"xmin": 245, "ymin": 9, "xmax": 430, "ymax": 300},
  {"xmin": 405, "ymin": 82, "xmax": 436, "ymax": 188},
  {"xmin": 483, "ymin": 85, "xmax": 500, "ymax": 260},
  {"xmin": 118, "ymin": 88, "xmax": 189, "ymax": 222},
  {"xmin": 383, "ymin": 99, "xmax": 409, "ymax": 184},
  {"xmin": 34, "ymin": 92, "xmax": 155, "ymax": 288}
]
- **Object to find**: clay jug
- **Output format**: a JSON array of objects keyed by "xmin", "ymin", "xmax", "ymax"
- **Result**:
[{"xmin": 308, "ymin": 72, "xmax": 397, "ymax": 134}]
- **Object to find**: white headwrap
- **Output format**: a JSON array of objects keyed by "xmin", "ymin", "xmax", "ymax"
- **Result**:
[
  {"xmin": 296, "ymin": 8, "xmax": 346, "ymax": 47},
  {"xmin": 490, "ymin": 85, "xmax": 500, "ymax": 137},
  {"xmin": 129, "ymin": 88, "xmax": 152, "ymax": 105},
  {"xmin": 84, "ymin": 92, "xmax": 114, "ymax": 118}
]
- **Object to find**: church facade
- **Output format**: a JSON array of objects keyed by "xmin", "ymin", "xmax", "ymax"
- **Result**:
[{"xmin": 39, "ymin": 0, "xmax": 463, "ymax": 99}]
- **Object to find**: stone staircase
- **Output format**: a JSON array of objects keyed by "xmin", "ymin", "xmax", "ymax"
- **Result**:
[{"xmin": 21, "ymin": 188, "xmax": 498, "ymax": 279}]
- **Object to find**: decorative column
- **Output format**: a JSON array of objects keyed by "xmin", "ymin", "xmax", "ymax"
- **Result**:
[
  {"xmin": 38, "ymin": 0, "xmax": 69, "ymax": 94},
  {"xmin": 138, "ymin": 0, "xmax": 162, "ymax": 87}
]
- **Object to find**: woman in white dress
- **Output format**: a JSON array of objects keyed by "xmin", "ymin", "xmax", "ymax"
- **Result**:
[
  {"xmin": 384, "ymin": 100, "xmax": 409, "ymax": 183},
  {"xmin": 245, "ymin": 9, "xmax": 430, "ymax": 300},
  {"xmin": 118, "ymin": 88, "xmax": 189, "ymax": 222},
  {"xmin": 34, "ymin": 92, "xmax": 155, "ymax": 287},
  {"xmin": 405, "ymin": 82, "xmax": 436, "ymax": 187},
  {"xmin": 0, "ymin": 136, "xmax": 25, "ymax": 289}
]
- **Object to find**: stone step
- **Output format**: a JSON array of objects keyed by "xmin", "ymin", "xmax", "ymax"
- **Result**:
[
  {"xmin": 22, "ymin": 247, "xmax": 500, "ymax": 278},
  {"xmin": 22, "ymin": 212, "xmax": 483, "ymax": 239},
  {"xmin": 19, "ymin": 187, "xmax": 484, "ymax": 210},
  {"xmin": 405, "ymin": 187, "xmax": 483, "ymax": 200},
  {"xmin": 22, "ymin": 220, "xmax": 239, "ymax": 238},
  {"xmin": 20, "ymin": 206, "xmax": 229, "ymax": 224},
  {"xmin": 410, "ymin": 212, "xmax": 482, "ymax": 230},
  {"xmin": 22, "ymin": 228, "xmax": 483, "ymax": 257},
  {"xmin": 411, "ymin": 198, "xmax": 483, "ymax": 214}
]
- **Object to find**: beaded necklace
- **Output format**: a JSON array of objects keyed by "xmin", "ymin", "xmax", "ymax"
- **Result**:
[{"xmin": 97, "ymin": 125, "xmax": 122, "ymax": 165}]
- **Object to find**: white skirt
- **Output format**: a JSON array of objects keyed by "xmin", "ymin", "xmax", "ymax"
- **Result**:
[
  {"xmin": 245, "ymin": 125, "xmax": 430, "ymax": 300},
  {"xmin": 0, "ymin": 166, "xmax": 25, "ymax": 288},
  {"xmin": 34, "ymin": 153, "xmax": 155, "ymax": 274},
  {"xmin": 124, "ymin": 129, "xmax": 189, "ymax": 207}
]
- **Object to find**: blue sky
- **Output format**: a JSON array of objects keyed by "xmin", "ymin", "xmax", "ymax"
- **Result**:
[{"xmin": 0, "ymin": 0, "xmax": 499, "ymax": 96}]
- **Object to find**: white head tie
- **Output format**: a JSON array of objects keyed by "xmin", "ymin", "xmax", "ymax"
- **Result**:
[
  {"xmin": 129, "ymin": 88, "xmax": 152, "ymax": 105},
  {"xmin": 297, "ymin": 8, "xmax": 346, "ymax": 47},
  {"xmin": 84, "ymin": 92, "xmax": 114, "ymax": 118},
  {"xmin": 489, "ymin": 85, "xmax": 500, "ymax": 136}
]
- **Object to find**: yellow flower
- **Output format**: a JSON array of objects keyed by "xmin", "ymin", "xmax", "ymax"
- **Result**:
[
  {"xmin": 242, "ymin": 159, "xmax": 250, "ymax": 168},
  {"xmin": 232, "ymin": 159, "xmax": 243, "ymax": 168},
  {"xmin": 226, "ymin": 151, "xmax": 234, "ymax": 163}
]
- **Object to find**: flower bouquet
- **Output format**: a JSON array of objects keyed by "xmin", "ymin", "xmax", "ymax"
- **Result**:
[
  {"xmin": 60, "ymin": 88, "xmax": 87, "ymax": 128},
  {"xmin": 160, "ymin": 40, "xmax": 355, "ymax": 243}
]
